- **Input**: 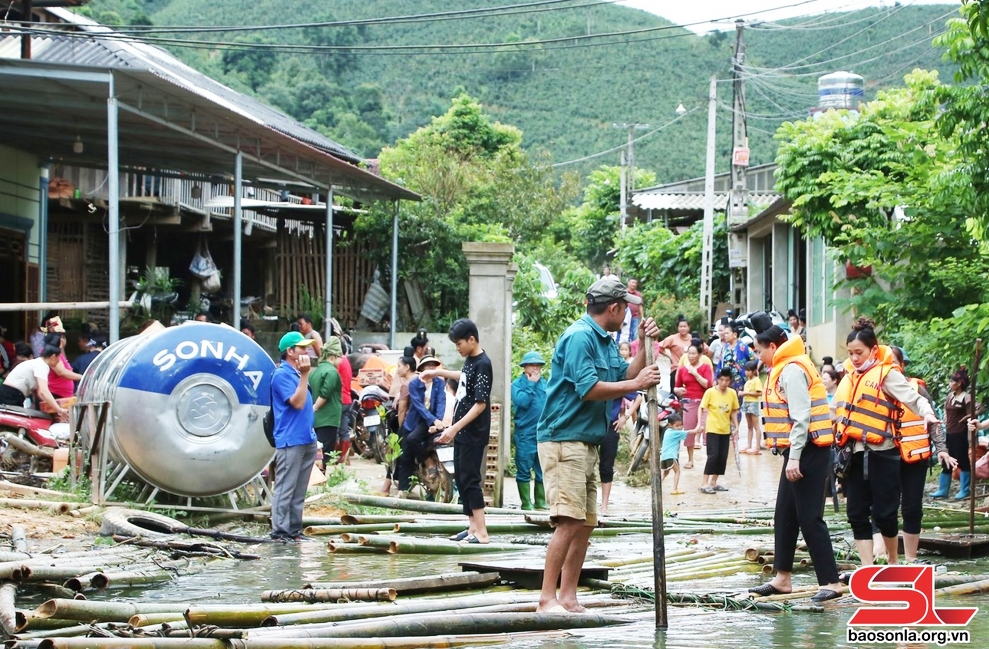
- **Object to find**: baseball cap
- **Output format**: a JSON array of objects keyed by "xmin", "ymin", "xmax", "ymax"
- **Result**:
[
  {"xmin": 586, "ymin": 276, "xmax": 642, "ymax": 306},
  {"xmin": 278, "ymin": 331, "xmax": 314, "ymax": 353}
]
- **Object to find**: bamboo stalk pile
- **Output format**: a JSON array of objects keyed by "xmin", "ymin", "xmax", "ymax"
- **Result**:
[{"xmin": 0, "ymin": 481, "xmax": 94, "ymax": 517}]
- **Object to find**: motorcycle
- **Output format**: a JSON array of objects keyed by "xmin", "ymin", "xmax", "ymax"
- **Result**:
[
  {"xmin": 354, "ymin": 384, "xmax": 392, "ymax": 464},
  {"xmin": 0, "ymin": 403, "xmax": 62, "ymax": 473},
  {"xmin": 626, "ymin": 389, "xmax": 681, "ymax": 475}
]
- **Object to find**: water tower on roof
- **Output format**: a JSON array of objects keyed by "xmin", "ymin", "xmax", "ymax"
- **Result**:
[{"xmin": 815, "ymin": 71, "xmax": 865, "ymax": 113}]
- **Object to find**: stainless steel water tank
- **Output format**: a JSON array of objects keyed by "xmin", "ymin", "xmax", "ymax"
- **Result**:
[
  {"xmin": 77, "ymin": 323, "xmax": 275, "ymax": 497},
  {"xmin": 818, "ymin": 71, "xmax": 865, "ymax": 110}
]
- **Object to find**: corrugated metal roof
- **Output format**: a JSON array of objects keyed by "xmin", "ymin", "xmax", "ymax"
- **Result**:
[
  {"xmin": 632, "ymin": 191, "xmax": 780, "ymax": 211},
  {"xmin": 1, "ymin": 8, "xmax": 361, "ymax": 163}
]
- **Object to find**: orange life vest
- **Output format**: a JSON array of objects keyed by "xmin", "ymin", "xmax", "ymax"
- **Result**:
[
  {"xmin": 894, "ymin": 377, "xmax": 933, "ymax": 464},
  {"xmin": 762, "ymin": 336, "xmax": 833, "ymax": 450},
  {"xmin": 834, "ymin": 346, "xmax": 897, "ymax": 446}
]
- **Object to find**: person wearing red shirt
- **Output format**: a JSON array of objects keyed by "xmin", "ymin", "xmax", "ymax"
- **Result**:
[
  {"xmin": 674, "ymin": 342, "xmax": 713, "ymax": 469},
  {"xmin": 336, "ymin": 346, "xmax": 355, "ymax": 464}
]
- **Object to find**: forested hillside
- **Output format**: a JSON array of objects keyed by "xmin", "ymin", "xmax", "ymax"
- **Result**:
[{"xmin": 78, "ymin": 1, "xmax": 958, "ymax": 182}]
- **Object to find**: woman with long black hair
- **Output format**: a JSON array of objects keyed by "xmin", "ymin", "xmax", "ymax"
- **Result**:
[
  {"xmin": 834, "ymin": 317, "xmax": 940, "ymax": 565},
  {"xmin": 932, "ymin": 367, "xmax": 973, "ymax": 499},
  {"xmin": 747, "ymin": 315, "xmax": 843, "ymax": 602}
]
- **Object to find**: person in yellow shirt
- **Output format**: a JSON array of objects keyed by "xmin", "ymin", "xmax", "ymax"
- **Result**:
[
  {"xmin": 694, "ymin": 368, "xmax": 740, "ymax": 494},
  {"xmin": 740, "ymin": 361, "xmax": 764, "ymax": 454}
]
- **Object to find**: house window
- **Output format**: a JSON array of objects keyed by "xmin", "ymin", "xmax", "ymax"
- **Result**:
[{"xmin": 808, "ymin": 236, "xmax": 835, "ymax": 326}]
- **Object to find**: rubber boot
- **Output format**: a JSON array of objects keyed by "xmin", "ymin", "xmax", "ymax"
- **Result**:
[
  {"xmin": 517, "ymin": 480, "xmax": 533, "ymax": 511},
  {"xmin": 954, "ymin": 471, "xmax": 971, "ymax": 500},
  {"xmin": 337, "ymin": 440, "xmax": 351, "ymax": 465},
  {"xmin": 930, "ymin": 473, "xmax": 951, "ymax": 499},
  {"xmin": 533, "ymin": 481, "xmax": 548, "ymax": 510}
]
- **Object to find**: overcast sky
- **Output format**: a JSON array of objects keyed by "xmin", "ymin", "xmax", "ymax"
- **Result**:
[{"xmin": 620, "ymin": 0, "xmax": 960, "ymax": 34}]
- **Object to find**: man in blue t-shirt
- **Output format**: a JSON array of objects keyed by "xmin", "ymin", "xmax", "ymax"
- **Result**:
[
  {"xmin": 270, "ymin": 331, "xmax": 318, "ymax": 542},
  {"xmin": 536, "ymin": 276, "xmax": 662, "ymax": 614}
]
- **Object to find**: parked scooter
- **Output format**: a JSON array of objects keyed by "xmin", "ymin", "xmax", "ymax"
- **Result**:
[
  {"xmin": 355, "ymin": 384, "xmax": 392, "ymax": 464},
  {"xmin": 626, "ymin": 389, "xmax": 681, "ymax": 475},
  {"xmin": 407, "ymin": 427, "xmax": 456, "ymax": 503},
  {"xmin": 0, "ymin": 404, "xmax": 61, "ymax": 473}
]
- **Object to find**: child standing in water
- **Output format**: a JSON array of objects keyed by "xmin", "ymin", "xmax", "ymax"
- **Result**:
[{"xmin": 740, "ymin": 361, "xmax": 764, "ymax": 454}]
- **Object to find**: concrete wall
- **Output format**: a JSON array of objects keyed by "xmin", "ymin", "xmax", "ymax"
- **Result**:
[{"xmin": 0, "ymin": 143, "xmax": 40, "ymax": 264}]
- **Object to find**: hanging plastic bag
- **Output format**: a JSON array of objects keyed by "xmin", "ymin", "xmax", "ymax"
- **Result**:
[
  {"xmin": 189, "ymin": 238, "xmax": 218, "ymax": 280},
  {"xmin": 201, "ymin": 269, "xmax": 222, "ymax": 294}
]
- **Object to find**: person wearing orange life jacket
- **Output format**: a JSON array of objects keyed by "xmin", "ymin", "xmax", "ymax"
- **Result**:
[
  {"xmin": 834, "ymin": 317, "xmax": 941, "ymax": 566},
  {"xmin": 746, "ymin": 314, "xmax": 843, "ymax": 603},
  {"xmin": 889, "ymin": 346, "xmax": 955, "ymax": 563}
]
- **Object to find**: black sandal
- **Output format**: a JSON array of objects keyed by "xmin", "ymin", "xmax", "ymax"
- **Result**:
[
  {"xmin": 748, "ymin": 583, "xmax": 788, "ymax": 596},
  {"xmin": 810, "ymin": 588, "xmax": 842, "ymax": 602}
]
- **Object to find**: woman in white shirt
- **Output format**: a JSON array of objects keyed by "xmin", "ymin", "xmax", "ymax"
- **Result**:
[{"xmin": 0, "ymin": 346, "xmax": 67, "ymax": 420}]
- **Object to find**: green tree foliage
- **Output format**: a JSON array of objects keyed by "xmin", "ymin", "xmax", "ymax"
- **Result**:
[
  {"xmin": 774, "ymin": 69, "xmax": 988, "ymax": 324},
  {"xmin": 615, "ymin": 215, "xmax": 730, "ymax": 306},
  {"xmin": 222, "ymin": 37, "xmax": 277, "ymax": 91},
  {"xmin": 353, "ymin": 94, "xmax": 578, "ymax": 329}
]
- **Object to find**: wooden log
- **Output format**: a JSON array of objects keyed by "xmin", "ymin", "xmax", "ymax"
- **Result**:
[
  {"xmin": 341, "ymin": 493, "xmax": 525, "ymax": 517},
  {"xmin": 260, "ymin": 588, "xmax": 397, "ymax": 603},
  {"xmin": 302, "ymin": 572, "xmax": 499, "ymax": 595},
  {"xmin": 11, "ymin": 526, "xmax": 27, "ymax": 553},
  {"xmin": 184, "ymin": 603, "xmax": 345, "ymax": 628},
  {"xmin": 34, "ymin": 599, "xmax": 188, "ymax": 622},
  {"xmin": 0, "ymin": 433, "xmax": 55, "ymax": 459},
  {"xmin": 1, "ymin": 581, "xmax": 17, "ymax": 636},
  {"xmin": 248, "ymin": 610, "xmax": 632, "ymax": 639},
  {"xmin": 0, "ymin": 481, "xmax": 65, "ymax": 498},
  {"xmin": 935, "ymin": 577, "xmax": 989, "ymax": 597}
]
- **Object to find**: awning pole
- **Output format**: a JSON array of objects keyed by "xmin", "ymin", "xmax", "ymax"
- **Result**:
[
  {"xmin": 324, "ymin": 186, "xmax": 334, "ymax": 342},
  {"xmin": 38, "ymin": 163, "xmax": 49, "ymax": 303},
  {"xmin": 233, "ymin": 151, "xmax": 242, "ymax": 327},
  {"xmin": 390, "ymin": 200, "xmax": 399, "ymax": 349},
  {"xmin": 107, "ymin": 73, "xmax": 120, "ymax": 344}
]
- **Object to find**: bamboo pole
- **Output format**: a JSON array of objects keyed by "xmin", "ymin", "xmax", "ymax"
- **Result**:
[
  {"xmin": 301, "ymin": 517, "xmax": 344, "ymax": 526},
  {"xmin": 390, "ymin": 523, "xmax": 544, "ymax": 535},
  {"xmin": 934, "ymin": 574, "xmax": 989, "ymax": 588},
  {"xmin": 91, "ymin": 567, "xmax": 179, "ymax": 590},
  {"xmin": 16, "ymin": 622, "xmax": 109, "ymax": 639},
  {"xmin": 644, "ymin": 327, "xmax": 667, "ymax": 631},
  {"xmin": 14, "ymin": 611, "xmax": 85, "ymax": 633},
  {"xmin": 68, "ymin": 506, "xmax": 101, "ymax": 519},
  {"xmin": 386, "ymin": 539, "xmax": 526, "ymax": 555},
  {"xmin": 339, "ymin": 515, "xmax": 435, "ymax": 525},
  {"xmin": 248, "ymin": 610, "xmax": 632, "ymax": 639},
  {"xmin": 34, "ymin": 599, "xmax": 189, "ymax": 622},
  {"xmin": 37, "ymin": 639, "xmax": 225, "ymax": 649},
  {"xmin": 1, "ymin": 581, "xmax": 17, "ymax": 636},
  {"xmin": 238, "ymin": 633, "xmax": 529, "ymax": 648},
  {"xmin": 0, "ymin": 481, "xmax": 67, "ymax": 498},
  {"xmin": 260, "ymin": 593, "xmax": 544, "ymax": 627},
  {"xmin": 0, "ymin": 498, "xmax": 78, "ymax": 513},
  {"xmin": 128, "ymin": 613, "xmax": 192, "ymax": 627},
  {"xmin": 341, "ymin": 494, "xmax": 525, "ymax": 517},
  {"xmin": 303, "ymin": 524, "xmax": 397, "ymax": 536},
  {"xmin": 184, "ymin": 603, "xmax": 346, "ymax": 628},
  {"xmin": 328, "ymin": 544, "xmax": 388, "ymax": 554},
  {"xmin": 935, "ymin": 577, "xmax": 989, "ymax": 597},
  {"xmin": 260, "ymin": 588, "xmax": 397, "ymax": 603},
  {"xmin": 302, "ymin": 572, "xmax": 500, "ymax": 595},
  {"xmin": 0, "ymin": 551, "xmax": 31, "ymax": 562},
  {"xmin": 969, "ymin": 339, "xmax": 982, "ymax": 535}
]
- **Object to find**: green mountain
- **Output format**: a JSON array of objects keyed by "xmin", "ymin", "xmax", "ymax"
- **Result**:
[{"xmin": 79, "ymin": 0, "xmax": 959, "ymax": 183}]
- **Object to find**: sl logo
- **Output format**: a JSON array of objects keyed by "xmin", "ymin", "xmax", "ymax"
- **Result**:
[{"xmin": 848, "ymin": 566, "xmax": 978, "ymax": 627}]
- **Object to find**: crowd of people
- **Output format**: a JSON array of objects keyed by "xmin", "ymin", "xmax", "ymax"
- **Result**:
[{"xmin": 0, "ymin": 313, "xmax": 106, "ymax": 419}]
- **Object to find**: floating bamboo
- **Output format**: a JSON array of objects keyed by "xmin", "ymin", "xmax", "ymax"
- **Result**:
[
  {"xmin": 0, "ymin": 551, "xmax": 31, "ymax": 563},
  {"xmin": 390, "ymin": 523, "xmax": 543, "ymax": 535},
  {"xmin": 230, "ymin": 634, "xmax": 521, "ymax": 648},
  {"xmin": 0, "ymin": 581, "xmax": 16, "ymax": 636},
  {"xmin": 184, "ymin": 603, "xmax": 344, "ymax": 627},
  {"xmin": 36, "ymin": 640, "xmax": 225, "ymax": 649},
  {"xmin": 386, "ymin": 539, "xmax": 526, "ymax": 555},
  {"xmin": 327, "ymin": 543, "xmax": 387, "ymax": 554},
  {"xmin": 14, "ymin": 612, "xmax": 85, "ymax": 633},
  {"xmin": 34, "ymin": 599, "xmax": 188, "ymax": 622},
  {"xmin": 254, "ymin": 610, "xmax": 631, "ymax": 639},
  {"xmin": 303, "ymin": 572, "xmax": 499, "ymax": 595},
  {"xmin": 341, "ymin": 494, "xmax": 525, "ymax": 517},
  {"xmin": 303, "ymin": 524, "xmax": 398, "ymax": 536},
  {"xmin": 261, "ymin": 588, "xmax": 397, "ymax": 603},
  {"xmin": 935, "ymin": 577, "xmax": 989, "ymax": 597},
  {"xmin": 128, "ymin": 613, "xmax": 191, "ymax": 627}
]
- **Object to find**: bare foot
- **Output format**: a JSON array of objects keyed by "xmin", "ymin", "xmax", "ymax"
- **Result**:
[
  {"xmin": 536, "ymin": 598, "xmax": 563, "ymax": 613},
  {"xmin": 559, "ymin": 597, "xmax": 586, "ymax": 613}
]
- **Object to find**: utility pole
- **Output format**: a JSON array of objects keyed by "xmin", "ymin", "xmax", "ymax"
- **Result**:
[
  {"xmin": 728, "ymin": 20, "xmax": 749, "ymax": 312},
  {"xmin": 613, "ymin": 122, "xmax": 649, "ymax": 232},
  {"xmin": 700, "ymin": 76, "xmax": 717, "ymax": 323}
]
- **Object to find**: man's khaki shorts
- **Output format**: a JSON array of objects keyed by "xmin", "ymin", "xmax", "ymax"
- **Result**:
[{"xmin": 537, "ymin": 440, "xmax": 599, "ymax": 528}]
